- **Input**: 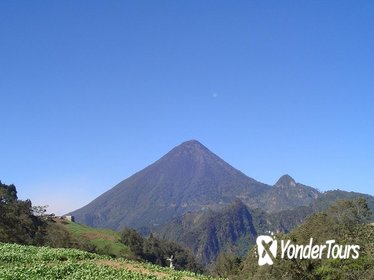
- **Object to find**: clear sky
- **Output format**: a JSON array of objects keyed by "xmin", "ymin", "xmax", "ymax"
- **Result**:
[{"xmin": 1, "ymin": 1, "xmax": 373, "ymax": 215}]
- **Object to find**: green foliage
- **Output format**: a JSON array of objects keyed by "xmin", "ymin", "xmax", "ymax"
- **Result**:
[
  {"xmin": 312, "ymin": 190, "xmax": 374, "ymax": 220},
  {"xmin": 144, "ymin": 234, "xmax": 203, "ymax": 273},
  {"xmin": 238, "ymin": 198, "xmax": 374, "ymax": 280},
  {"xmin": 0, "ymin": 181, "xmax": 46, "ymax": 245},
  {"xmin": 213, "ymin": 251, "xmax": 241, "ymax": 278},
  {"xmin": 0, "ymin": 181, "xmax": 17, "ymax": 201},
  {"xmin": 0, "ymin": 243, "xmax": 220, "ymax": 280},
  {"xmin": 120, "ymin": 229, "xmax": 204, "ymax": 273},
  {"xmin": 121, "ymin": 228, "xmax": 145, "ymax": 258},
  {"xmin": 0, "ymin": 181, "xmax": 118, "ymax": 258},
  {"xmin": 326, "ymin": 198, "xmax": 372, "ymax": 240}
]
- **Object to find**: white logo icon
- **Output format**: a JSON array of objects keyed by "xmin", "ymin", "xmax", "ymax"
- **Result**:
[{"xmin": 256, "ymin": 235, "xmax": 278, "ymax": 266}]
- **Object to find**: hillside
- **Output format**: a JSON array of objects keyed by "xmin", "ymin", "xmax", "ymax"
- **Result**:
[
  {"xmin": 155, "ymin": 200, "xmax": 257, "ymax": 264},
  {"xmin": 154, "ymin": 190, "xmax": 374, "ymax": 264},
  {"xmin": 0, "ymin": 242, "xmax": 220, "ymax": 280},
  {"xmin": 313, "ymin": 189, "xmax": 374, "ymax": 213},
  {"xmin": 254, "ymin": 174, "xmax": 320, "ymax": 212},
  {"xmin": 238, "ymin": 199, "xmax": 374, "ymax": 280},
  {"xmin": 155, "ymin": 200, "xmax": 316, "ymax": 264},
  {"xmin": 54, "ymin": 219, "xmax": 130, "ymax": 258}
]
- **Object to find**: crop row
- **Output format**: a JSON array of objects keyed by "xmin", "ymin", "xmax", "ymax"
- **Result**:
[{"xmin": 0, "ymin": 243, "xmax": 221, "ymax": 280}]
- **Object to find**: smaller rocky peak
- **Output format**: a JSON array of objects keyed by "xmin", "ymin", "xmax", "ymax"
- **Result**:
[{"xmin": 275, "ymin": 174, "xmax": 297, "ymax": 187}]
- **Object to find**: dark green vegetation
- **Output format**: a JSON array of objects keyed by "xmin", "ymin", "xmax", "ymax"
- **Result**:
[
  {"xmin": 0, "ymin": 180, "xmax": 124, "ymax": 255},
  {"xmin": 120, "ymin": 228, "xmax": 203, "ymax": 273},
  {"xmin": 0, "ymin": 181, "xmax": 45, "ymax": 245},
  {"xmin": 0, "ymin": 180, "xmax": 109, "ymax": 253},
  {"xmin": 229, "ymin": 198, "xmax": 374, "ymax": 280}
]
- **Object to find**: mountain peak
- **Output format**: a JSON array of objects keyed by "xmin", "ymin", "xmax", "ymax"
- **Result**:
[
  {"xmin": 167, "ymin": 140, "xmax": 211, "ymax": 159},
  {"xmin": 179, "ymin": 139, "xmax": 205, "ymax": 148},
  {"xmin": 181, "ymin": 139, "xmax": 202, "ymax": 145},
  {"xmin": 275, "ymin": 174, "xmax": 297, "ymax": 187}
]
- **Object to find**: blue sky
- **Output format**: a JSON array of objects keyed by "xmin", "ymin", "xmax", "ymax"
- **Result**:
[{"xmin": 1, "ymin": 1, "xmax": 373, "ymax": 215}]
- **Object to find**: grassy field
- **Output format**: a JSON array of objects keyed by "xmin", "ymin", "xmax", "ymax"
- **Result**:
[
  {"xmin": 57, "ymin": 219, "xmax": 130, "ymax": 258},
  {"xmin": 0, "ymin": 243, "xmax": 221, "ymax": 280}
]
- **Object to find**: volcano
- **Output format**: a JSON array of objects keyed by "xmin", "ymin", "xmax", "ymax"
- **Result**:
[{"xmin": 70, "ymin": 140, "xmax": 270, "ymax": 230}]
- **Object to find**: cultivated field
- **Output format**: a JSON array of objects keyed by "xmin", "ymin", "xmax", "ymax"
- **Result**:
[{"xmin": 0, "ymin": 243, "xmax": 221, "ymax": 280}]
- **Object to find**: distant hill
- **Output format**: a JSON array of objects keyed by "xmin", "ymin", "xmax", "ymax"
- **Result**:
[
  {"xmin": 312, "ymin": 189, "xmax": 374, "ymax": 212},
  {"xmin": 254, "ymin": 174, "xmax": 320, "ymax": 212},
  {"xmin": 70, "ymin": 140, "xmax": 270, "ymax": 230}
]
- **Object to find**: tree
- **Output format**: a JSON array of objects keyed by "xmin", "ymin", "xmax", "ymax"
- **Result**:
[
  {"xmin": 119, "ymin": 229, "xmax": 203, "ymax": 273},
  {"xmin": 214, "ymin": 250, "xmax": 241, "ymax": 278},
  {"xmin": 120, "ymin": 228, "xmax": 144, "ymax": 258},
  {"xmin": 0, "ymin": 181, "xmax": 47, "ymax": 245},
  {"xmin": 327, "ymin": 198, "xmax": 372, "ymax": 240},
  {"xmin": 0, "ymin": 181, "xmax": 17, "ymax": 202}
]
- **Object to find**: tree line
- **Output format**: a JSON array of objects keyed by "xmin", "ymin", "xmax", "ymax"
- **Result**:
[{"xmin": 120, "ymin": 228, "xmax": 203, "ymax": 273}]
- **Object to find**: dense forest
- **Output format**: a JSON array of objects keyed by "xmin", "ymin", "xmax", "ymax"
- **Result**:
[{"xmin": 213, "ymin": 198, "xmax": 374, "ymax": 279}]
